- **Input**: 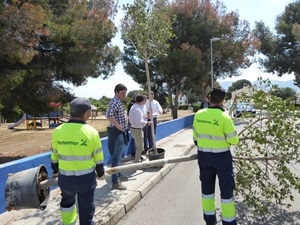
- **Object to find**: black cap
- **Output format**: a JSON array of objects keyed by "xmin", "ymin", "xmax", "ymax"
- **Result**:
[{"xmin": 70, "ymin": 97, "xmax": 91, "ymax": 116}]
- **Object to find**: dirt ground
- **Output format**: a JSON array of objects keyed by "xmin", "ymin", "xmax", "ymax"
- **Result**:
[{"xmin": 0, "ymin": 110, "xmax": 194, "ymax": 164}]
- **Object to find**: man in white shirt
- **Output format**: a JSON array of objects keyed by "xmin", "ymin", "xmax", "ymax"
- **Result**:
[
  {"xmin": 129, "ymin": 95, "xmax": 152, "ymax": 163},
  {"xmin": 145, "ymin": 91, "xmax": 163, "ymax": 150}
]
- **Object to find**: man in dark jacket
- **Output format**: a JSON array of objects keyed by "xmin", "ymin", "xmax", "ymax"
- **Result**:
[{"xmin": 200, "ymin": 96, "xmax": 210, "ymax": 109}]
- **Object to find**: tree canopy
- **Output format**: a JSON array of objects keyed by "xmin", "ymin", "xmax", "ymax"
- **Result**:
[
  {"xmin": 227, "ymin": 79, "xmax": 252, "ymax": 92},
  {"xmin": 121, "ymin": 0, "xmax": 259, "ymax": 118},
  {"xmin": 121, "ymin": 0, "xmax": 174, "ymax": 153},
  {"xmin": 252, "ymin": 1, "xmax": 300, "ymax": 88},
  {"xmin": 0, "ymin": 0, "xmax": 119, "ymax": 117},
  {"xmin": 270, "ymin": 86, "xmax": 297, "ymax": 100}
]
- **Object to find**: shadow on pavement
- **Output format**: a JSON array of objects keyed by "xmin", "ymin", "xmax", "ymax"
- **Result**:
[{"xmin": 236, "ymin": 200, "xmax": 300, "ymax": 225}]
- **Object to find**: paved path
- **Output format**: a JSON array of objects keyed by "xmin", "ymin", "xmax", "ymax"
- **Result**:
[{"xmin": 0, "ymin": 128, "xmax": 195, "ymax": 225}]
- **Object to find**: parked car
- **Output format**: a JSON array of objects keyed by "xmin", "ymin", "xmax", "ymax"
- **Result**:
[{"xmin": 233, "ymin": 102, "xmax": 256, "ymax": 117}]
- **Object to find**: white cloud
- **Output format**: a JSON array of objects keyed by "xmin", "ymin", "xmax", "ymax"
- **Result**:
[{"xmin": 219, "ymin": 64, "xmax": 295, "ymax": 83}]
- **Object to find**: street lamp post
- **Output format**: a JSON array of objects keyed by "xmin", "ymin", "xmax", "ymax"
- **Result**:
[{"xmin": 210, "ymin": 37, "xmax": 220, "ymax": 90}]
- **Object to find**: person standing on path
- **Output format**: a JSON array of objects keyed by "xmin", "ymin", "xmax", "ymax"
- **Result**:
[
  {"xmin": 106, "ymin": 83, "xmax": 129, "ymax": 190},
  {"xmin": 193, "ymin": 88, "xmax": 239, "ymax": 225},
  {"xmin": 51, "ymin": 97, "xmax": 107, "ymax": 225},
  {"xmin": 129, "ymin": 94, "xmax": 152, "ymax": 163},
  {"xmin": 200, "ymin": 96, "xmax": 210, "ymax": 109},
  {"xmin": 145, "ymin": 91, "xmax": 162, "ymax": 150}
]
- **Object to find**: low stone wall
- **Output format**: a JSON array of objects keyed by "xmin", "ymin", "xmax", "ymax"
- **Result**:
[{"xmin": 0, "ymin": 115, "xmax": 194, "ymax": 214}]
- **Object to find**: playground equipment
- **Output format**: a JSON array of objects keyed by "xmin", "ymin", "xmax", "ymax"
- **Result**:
[
  {"xmin": 7, "ymin": 114, "xmax": 26, "ymax": 129},
  {"xmin": 7, "ymin": 112, "xmax": 69, "ymax": 129},
  {"xmin": 26, "ymin": 112, "xmax": 64, "ymax": 129},
  {"xmin": 26, "ymin": 115, "xmax": 43, "ymax": 129},
  {"xmin": 5, "ymin": 154, "xmax": 198, "ymax": 211}
]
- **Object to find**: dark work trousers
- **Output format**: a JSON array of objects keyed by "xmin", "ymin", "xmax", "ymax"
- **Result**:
[
  {"xmin": 146, "ymin": 117, "xmax": 157, "ymax": 150},
  {"xmin": 58, "ymin": 172, "xmax": 97, "ymax": 225},
  {"xmin": 198, "ymin": 151, "xmax": 236, "ymax": 225}
]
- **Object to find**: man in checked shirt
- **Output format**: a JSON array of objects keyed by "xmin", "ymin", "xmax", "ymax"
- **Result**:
[{"xmin": 106, "ymin": 83, "xmax": 129, "ymax": 190}]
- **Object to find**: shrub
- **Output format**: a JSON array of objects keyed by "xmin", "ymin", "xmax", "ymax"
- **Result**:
[
  {"xmin": 192, "ymin": 104, "xmax": 200, "ymax": 112},
  {"xmin": 178, "ymin": 104, "xmax": 188, "ymax": 110}
]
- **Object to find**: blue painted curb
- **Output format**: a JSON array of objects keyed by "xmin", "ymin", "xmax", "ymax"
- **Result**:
[{"xmin": 0, "ymin": 115, "xmax": 194, "ymax": 214}]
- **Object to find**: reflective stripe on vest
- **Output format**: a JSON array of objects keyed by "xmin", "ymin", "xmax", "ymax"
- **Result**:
[
  {"xmin": 226, "ymin": 130, "xmax": 237, "ymax": 139},
  {"xmin": 59, "ymin": 154, "xmax": 93, "ymax": 161},
  {"xmin": 59, "ymin": 167, "xmax": 95, "ymax": 176},
  {"xmin": 197, "ymin": 130, "xmax": 237, "ymax": 141},
  {"xmin": 197, "ymin": 147, "xmax": 230, "ymax": 153},
  {"xmin": 92, "ymin": 147, "xmax": 103, "ymax": 157}
]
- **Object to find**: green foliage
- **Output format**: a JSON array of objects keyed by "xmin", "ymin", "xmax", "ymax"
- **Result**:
[
  {"xmin": 121, "ymin": 0, "xmax": 174, "ymax": 60},
  {"xmin": 121, "ymin": 0, "xmax": 174, "ymax": 152},
  {"xmin": 0, "ymin": 0, "xmax": 119, "ymax": 115},
  {"xmin": 178, "ymin": 104, "xmax": 188, "ymax": 110},
  {"xmin": 192, "ymin": 104, "xmax": 200, "ymax": 112},
  {"xmin": 253, "ymin": 1, "xmax": 300, "ymax": 87},
  {"xmin": 99, "ymin": 96, "xmax": 111, "ymax": 106},
  {"xmin": 122, "ymin": 0, "xmax": 255, "ymax": 119},
  {"xmin": 127, "ymin": 90, "xmax": 146, "ymax": 100},
  {"xmin": 3, "ymin": 105, "xmax": 24, "ymax": 122},
  {"xmin": 121, "ymin": 0, "xmax": 175, "ymax": 122},
  {"xmin": 227, "ymin": 79, "xmax": 252, "ymax": 92},
  {"xmin": 270, "ymin": 86, "xmax": 297, "ymax": 101},
  {"xmin": 62, "ymin": 103, "xmax": 70, "ymax": 115},
  {"xmin": 98, "ymin": 105, "xmax": 108, "ymax": 115},
  {"xmin": 226, "ymin": 79, "xmax": 252, "ymax": 100},
  {"xmin": 234, "ymin": 79, "xmax": 300, "ymax": 214},
  {"xmin": 187, "ymin": 95, "xmax": 197, "ymax": 104}
]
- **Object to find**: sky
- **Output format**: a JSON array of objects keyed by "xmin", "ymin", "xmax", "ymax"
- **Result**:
[{"xmin": 66, "ymin": 0, "xmax": 297, "ymax": 99}]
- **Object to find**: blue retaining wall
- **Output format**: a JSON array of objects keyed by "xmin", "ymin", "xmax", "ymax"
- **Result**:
[{"xmin": 0, "ymin": 114, "xmax": 194, "ymax": 214}]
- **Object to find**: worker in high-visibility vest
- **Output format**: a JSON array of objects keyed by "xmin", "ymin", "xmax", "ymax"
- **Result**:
[
  {"xmin": 193, "ymin": 88, "xmax": 239, "ymax": 225},
  {"xmin": 51, "ymin": 97, "xmax": 108, "ymax": 225}
]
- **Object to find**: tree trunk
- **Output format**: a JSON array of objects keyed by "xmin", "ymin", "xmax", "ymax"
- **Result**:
[
  {"xmin": 167, "ymin": 82, "xmax": 174, "ymax": 114},
  {"xmin": 144, "ymin": 54, "xmax": 157, "ymax": 154}
]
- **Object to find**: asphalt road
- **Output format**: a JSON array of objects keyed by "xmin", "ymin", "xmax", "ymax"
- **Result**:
[
  {"xmin": 116, "ymin": 122, "xmax": 300, "ymax": 225},
  {"xmin": 116, "ymin": 147, "xmax": 206, "ymax": 225}
]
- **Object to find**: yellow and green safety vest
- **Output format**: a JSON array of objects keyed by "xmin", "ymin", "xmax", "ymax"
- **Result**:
[
  {"xmin": 51, "ymin": 122, "xmax": 103, "ymax": 176},
  {"xmin": 193, "ymin": 108, "xmax": 239, "ymax": 152}
]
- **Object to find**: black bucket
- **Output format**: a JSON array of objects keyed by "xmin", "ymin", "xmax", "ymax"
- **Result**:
[
  {"xmin": 5, "ymin": 165, "xmax": 50, "ymax": 211},
  {"xmin": 147, "ymin": 148, "xmax": 166, "ymax": 161}
]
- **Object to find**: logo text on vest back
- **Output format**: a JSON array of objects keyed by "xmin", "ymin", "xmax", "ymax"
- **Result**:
[
  {"xmin": 57, "ymin": 140, "xmax": 79, "ymax": 145},
  {"xmin": 197, "ymin": 119, "xmax": 219, "ymax": 126}
]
